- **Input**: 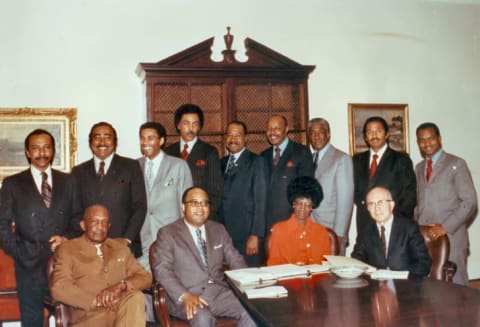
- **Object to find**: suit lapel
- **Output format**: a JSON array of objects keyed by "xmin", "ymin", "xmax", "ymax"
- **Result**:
[
  {"xmin": 429, "ymin": 151, "xmax": 448, "ymax": 183},
  {"xmin": 154, "ymin": 155, "xmax": 173, "ymax": 190},
  {"xmin": 316, "ymin": 146, "xmax": 334, "ymax": 175},
  {"xmin": 276, "ymin": 141, "xmax": 294, "ymax": 169},
  {"xmin": 178, "ymin": 220, "xmax": 206, "ymax": 269}
]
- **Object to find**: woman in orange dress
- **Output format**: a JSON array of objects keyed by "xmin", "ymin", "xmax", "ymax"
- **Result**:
[{"xmin": 267, "ymin": 176, "xmax": 331, "ymax": 265}]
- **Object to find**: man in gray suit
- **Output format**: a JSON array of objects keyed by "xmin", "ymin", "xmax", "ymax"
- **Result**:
[
  {"xmin": 138, "ymin": 121, "xmax": 193, "ymax": 322},
  {"xmin": 308, "ymin": 118, "xmax": 354, "ymax": 255},
  {"xmin": 152, "ymin": 187, "xmax": 256, "ymax": 327},
  {"xmin": 414, "ymin": 122, "xmax": 477, "ymax": 285}
]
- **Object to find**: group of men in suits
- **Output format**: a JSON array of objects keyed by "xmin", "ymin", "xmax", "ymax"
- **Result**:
[{"xmin": 0, "ymin": 102, "xmax": 477, "ymax": 325}]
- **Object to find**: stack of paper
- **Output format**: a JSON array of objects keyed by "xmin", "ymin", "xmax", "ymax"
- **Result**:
[
  {"xmin": 226, "ymin": 263, "xmax": 330, "ymax": 288},
  {"xmin": 244, "ymin": 285, "xmax": 288, "ymax": 299},
  {"xmin": 324, "ymin": 255, "xmax": 376, "ymax": 273},
  {"xmin": 371, "ymin": 269, "xmax": 409, "ymax": 280}
]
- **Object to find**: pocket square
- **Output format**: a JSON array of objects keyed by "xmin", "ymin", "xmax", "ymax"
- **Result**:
[
  {"xmin": 286, "ymin": 161, "xmax": 296, "ymax": 168},
  {"xmin": 213, "ymin": 244, "xmax": 223, "ymax": 250},
  {"xmin": 196, "ymin": 160, "xmax": 206, "ymax": 167},
  {"xmin": 165, "ymin": 178, "xmax": 175, "ymax": 186}
]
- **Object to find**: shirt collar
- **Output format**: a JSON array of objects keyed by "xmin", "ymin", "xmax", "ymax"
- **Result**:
[
  {"xmin": 94, "ymin": 153, "xmax": 114, "ymax": 172},
  {"xmin": 427, "ymin": 148, "xmax": 443, "ymax": 166},
  {"xmin": 370, "ymin": 143, "xmax": 388, "ymax": 160},
  {"xmin": 180, "ymin": 137, "xmax": 198, "ymax": 152},
  {"xmin": 230, "ymin": 147, "xmax": 246, "ymax": 161}
]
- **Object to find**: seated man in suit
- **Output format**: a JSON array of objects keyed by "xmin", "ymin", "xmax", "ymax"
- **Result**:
[
  {"xmin": 352, "ymin": 186, "xmax": 431, "ymax": 278},
  {"xmin": 50, "ymin": 205, "xmax": 152, "ymax": 327},
  {"xmin": 151, "ymin": 187, "xmax": 256, "ymax": 327}
]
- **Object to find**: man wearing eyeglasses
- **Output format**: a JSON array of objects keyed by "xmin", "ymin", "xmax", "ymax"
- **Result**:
[
  {"xmin": 351, "ymin": 186, "xmax": 431, "ymax": 278},
  {"xmin": 151, "ymin": 187, "xmax": 256, "ymax": 327}
]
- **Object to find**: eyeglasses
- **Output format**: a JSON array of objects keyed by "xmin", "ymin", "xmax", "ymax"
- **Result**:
[
  {"xmin": 366, "ymin": 199, "xmax": 393, "ymax": 209},
  {"xmin": 185, "ymin": 200, "xmax": 210, "ymax": 208}
]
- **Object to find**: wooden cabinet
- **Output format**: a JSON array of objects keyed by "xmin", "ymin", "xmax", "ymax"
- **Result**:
[{"xmin": 136, "ymin": 28, "xmax": 315, "ymax": 156}]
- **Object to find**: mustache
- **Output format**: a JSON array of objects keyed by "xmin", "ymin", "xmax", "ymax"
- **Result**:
[{"xmin": 33, "ymin": 156, "xmax": 50, "ymax": 161}]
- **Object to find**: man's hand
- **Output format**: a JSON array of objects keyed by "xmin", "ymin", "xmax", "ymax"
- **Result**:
[
  {"xmin": 181, "ymin": 291, "xmax": 208, "ymax": 320},
  {"xmin": 114, "ymin": 238, "xmax": 131, "ymax": 246},
  {"xmin": 94, "ymin": 282, "xmax": 125, "ymax": 310},
  {"xmin": 246, "ymin": 235, "xmax": 259, "ymax": 256},
  {"xmin": 49, "ymin": 235, "xmax": 66, "ymax": 252},
  {"xmin": 428, "ymin": 224, "xmax": 447, "ymax": 241}
]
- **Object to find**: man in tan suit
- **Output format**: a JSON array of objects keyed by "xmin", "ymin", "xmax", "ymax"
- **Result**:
[{"xmin": 50, "ymin": 205, "xmax": 152, "ymax": 327}]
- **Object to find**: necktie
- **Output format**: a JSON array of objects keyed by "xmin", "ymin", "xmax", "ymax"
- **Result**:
[
  {"xmin": 273, "ymin": 146, "xmax": 281, "ymax": 166},
  {"xmin": 181, "ymin": 143, "xmax": 189, "ymax": 160},
  {"xmin": 41, "ymin": 172, "xmax": 52, "ymax": 208},
  {"xmin": 369, "ymin": 154, "xmax": 378, "ymax": 179},
  {"xmin": 426, "ymin": 158, "xmax": 433, "ymax": 182},
  {"xmin": 98, "ymin": 161, "xmax": 105, "ymax": 181},
  {"xmin": 380, "ymin": 225, "xmax": 387, "ymax": 258},
  {"xmin": 95, "ymin": 244, "xmax": 103, "ymax": 259},
  {"xmin": 312, "ymin": 151, "xmax": 319, "ymax": 170},
  {"xmin": 225, "ymin": 154, "xmax": 235, "ymax": 175},
  {"xmin": 145, "ymin": 161, "xmax": 154, "ymax": 192},
  {"xmin": 196, "ymin": 229, "xmax": 208, "ymax": 266}
]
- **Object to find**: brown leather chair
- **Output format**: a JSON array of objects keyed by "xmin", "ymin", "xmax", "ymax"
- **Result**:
[
  {"xmin": 264, "ymin": 226, "xmax": 340, "ymax": 261},
  {"xmin": 44, "ymin": 256, "xmax": 70, "ymax": 327},
  {"xmin": 419, "ymin": 225, "xmax": 457, "ymax": 282},
  {"xmin": 0, "ymin": 230, "xmax": 50, "ymax": 327},
  {"xmin": 148, "ymin": 243, "xmax": 238, "ymax": 327}
]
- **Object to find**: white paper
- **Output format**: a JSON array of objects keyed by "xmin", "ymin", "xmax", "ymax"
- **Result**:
[
  {"xmin": 371, "ymin": 269, "xmax": 409, "ymax": 280},
  {"xmin": 244, "ymin": 285, "xmax": 288, "ymax": 299},
  {"xmin": 324, "ymin": 255, "xmax": 376, "ymax": 273}
]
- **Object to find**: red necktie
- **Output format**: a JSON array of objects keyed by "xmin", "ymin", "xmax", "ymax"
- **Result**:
[
  {"xmin": 181, "ymin": 144, "xmax": 189, "ymax": 160},
  {"xmin": 426, "ymin": 158, "xmax": 433, "ymax": 182},
  {"xmin": 369, "ymin": 154, "xmax": 378, "ymax": 179},
  {"xmin": 380, "ymin": 225, "xmax": 387, "ymax": 258},
  {"xmin": 273, "ymin": 147, "xmax": 281, "ymax": 166}
]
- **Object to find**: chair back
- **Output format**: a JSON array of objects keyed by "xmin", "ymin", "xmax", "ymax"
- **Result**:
[
  {"xmin": 419, "ymin": 225, "xmax": 450, "ymax": 281},
  {"xmin": 264, "ymin": 226, "xmax": 340, "ymax": 262},
  {"xmin": 0, "ymin": 248, "xmax": 21, "ymax": 322}
]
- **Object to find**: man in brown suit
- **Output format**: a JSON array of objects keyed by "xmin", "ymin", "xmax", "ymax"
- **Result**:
[{"xmin": 50, "ymin": 205, "xmax": 152, "ymax": 327}]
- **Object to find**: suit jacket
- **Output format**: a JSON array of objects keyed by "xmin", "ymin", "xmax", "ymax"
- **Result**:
[
  {"xmin": 311, "ymin": 145, "xmax": 354, "ymax": 239},
  {"xmin": 165, "ymin": 139, "xmax": 222, "ymax": 219},
  {"xmin": 152, "ymin": 219, "xmax": 246, "ymax": 317},
  {"xmin": 353, "ymin": 147, "xmax": 417, "ymax": 231},
  {"xmin": 0, "ymin": 169, "xmax": 81, "ymax": 269},
  {"xmin": 414, "ymin": 150, "xmax": 477, "ymax": 284},
  {"xmin": 219, "ymin": 149, "xmax": 266, "ymax": 242},
  {"xmin": 261, "ymin": 140, "xmax": 315, "ymax": 231},
  {"xmin": 50, "ymin": 236, "xmax": 152, "ymax": 324},
  {"xmin": 351, "ymin": 215, "xmax": 432, "ymax": 278},
  {"xmin": 137, "ymin": 153, "xmax": 193, "ymax": 270},
  {"xmin": 72, "ymin": 154, "xmax": 147, "ymax": 257}
]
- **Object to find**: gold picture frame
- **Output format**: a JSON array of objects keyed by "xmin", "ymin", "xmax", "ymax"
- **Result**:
[
  {"xmin": 0, "ymin": 108, "xmax": 77, "ymax": 181},
  {"xmin": 348, "ymin": 103, "xmax": 409, "ymax": 155}
]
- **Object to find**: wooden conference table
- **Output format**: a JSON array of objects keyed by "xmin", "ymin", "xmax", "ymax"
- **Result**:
[{"xmin": 228, "ymin": 273, "xmax": 480, "ymax": 327}]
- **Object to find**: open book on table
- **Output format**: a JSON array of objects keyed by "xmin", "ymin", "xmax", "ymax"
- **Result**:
[{"xmin": 225, "ymin": 263, "xmax": 330, "ymax": 288}]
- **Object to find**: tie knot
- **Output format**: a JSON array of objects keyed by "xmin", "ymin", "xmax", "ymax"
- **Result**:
[
  {"xmin": 41, "ymin": 172, "xmax": 48, "ymax": 181},
  {"xmin": 275, "ymin": 146, "xmax": 280, "ymax": 154},
  {"xmin": 373, "ymin": 154, "xmax": 378, "ymax": 160},
  {"xmin": 381, "ymin": 225, "xmax": 385, "ymax": 233},
  {"xmin": 196, "ymin": 228, "xmax": 202, "ymax": 238},
  {"xmin": 183, "ymin": 143, "xmax": 188, "ymax": 151},
  {"xmin": 99, "ymin": 161, "xmax": 105, "ymax": 169}
]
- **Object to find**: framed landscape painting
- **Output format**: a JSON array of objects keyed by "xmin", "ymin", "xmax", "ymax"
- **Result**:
[
  {"xmin": 348, "ymin": 103, "xmax": 409, "ymax": 155},
  {"xmin": 0, "ymin": 108, "xmax": 77, "ymax": 181}
]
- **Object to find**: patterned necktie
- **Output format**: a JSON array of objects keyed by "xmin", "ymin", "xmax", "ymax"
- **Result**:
[
  {"xmin": 225, "ymin": 154, "xmax": 235, "ymax": 175},
  {"xmin": 312, "ymin": 151, "xmax": 319, "ymax": 171},
  {"xmin": 98, "ymin": 161, "xmax": 105, "ymax": 181},
  {"xmin": 369, "ymin": 154, "xmax": 378, "ymax": 179},
  {"xmin": 380, "ymin": 225, "xmax": 387, "ymax": 258},
  {"xmin": 41, "ymin": 172, "xmax": 52, "ymax": 208},
  {"xmin": 181, "ymin": 143, "xmax": 189, "ymax": 160},
  {"xmin": 426, "ymin": 158, "xmax": 433, "ymax": 182},
  {"xmin": 273, "ymin": 146, "xmax": 281, "ymax": 166},
  {"xmin": 196, "ymin": 229, "xmax": 208, "ymax": 266},
  {"xmin": 145, "ymin": 160, "xmax": 154, "ymax": 192}
]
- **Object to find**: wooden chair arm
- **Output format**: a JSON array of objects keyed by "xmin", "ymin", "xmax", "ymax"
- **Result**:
[
  {"xmin": 152, "ymin": 281, "xmax": 172, "ymax": 327},
  {"xmin": 43, "ymin": 295, "xmax": 70, "ymax": 327},
  {"xmin": 443, "ymin": 260, "xmax": 457, "ymax": 283}
]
